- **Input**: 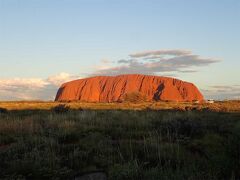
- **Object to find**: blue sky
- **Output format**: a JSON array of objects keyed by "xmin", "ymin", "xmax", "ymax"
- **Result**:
[{"xmin": 0, "ymin": 0, "xmax": 239, "ymax": 100}]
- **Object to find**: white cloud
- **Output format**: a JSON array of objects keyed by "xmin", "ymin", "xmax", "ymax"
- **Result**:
[
  {"xmin": 47, "ymin": 72, "xmax": 79, "ymax": 86},
  {"xmin": 92, "ymin": 58, "xmax": 114, "ymax": 71},
  {"xmin": 0, "ymin": 73, "xmax": 81, "ymax": 101},
  {"xmin": 100, "ymin": 59, "xmax": 112, "ymax": 64},
  {"xmin": 201, "ymin": 85, "xmax": 240, "ymax": 100},
  {"xmin": 0, "ymin": 78, "xmax": 48, "ymax": 90}
]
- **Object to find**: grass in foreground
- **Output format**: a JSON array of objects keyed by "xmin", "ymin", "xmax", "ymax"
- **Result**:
[{"xmin": 0, "ymin": 107, "xmax": 240, "ymax": 179}]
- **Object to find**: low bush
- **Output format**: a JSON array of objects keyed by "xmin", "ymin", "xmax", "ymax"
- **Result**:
[
  {"xmin": 51, "ymin": 104, "xmax": 70, "ymax": 113},
  {"xmin": 0, "ymin": 107, "xmax": 8, "ymax": 114}
]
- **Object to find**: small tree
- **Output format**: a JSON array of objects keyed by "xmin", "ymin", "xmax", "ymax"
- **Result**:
[{"xmin": 123, "ymin": 92, "xmax": 147, "ymax": 103}]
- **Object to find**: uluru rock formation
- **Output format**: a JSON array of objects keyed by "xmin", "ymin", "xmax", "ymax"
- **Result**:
[{"xmin": 55, "ymin": 74, "xmax": 204, "ymax": 102}]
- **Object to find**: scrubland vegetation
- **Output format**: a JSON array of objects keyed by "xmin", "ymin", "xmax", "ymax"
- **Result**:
[
  {"xmin": 0, "ymin": 100, "xmax": 240, "ymax": 112},
  {"xmin": 0, "ymin": 101, "xmax": 240, "ymax": 179}
]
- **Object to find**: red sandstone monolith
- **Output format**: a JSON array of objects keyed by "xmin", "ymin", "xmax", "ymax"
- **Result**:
[{"xmin": 55, "ymin": 74, "xmax": 204, "ymax": 102}]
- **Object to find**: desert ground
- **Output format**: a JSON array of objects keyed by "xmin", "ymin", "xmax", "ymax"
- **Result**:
[{"xmin": 0, "ymin": 101, "xmax": 240, "ymax": 179}]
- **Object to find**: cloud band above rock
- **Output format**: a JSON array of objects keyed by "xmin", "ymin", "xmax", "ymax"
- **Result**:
[
  {"xmin": 129, "ymin": 49, "xmax": 192, "ymax": 58},
  {"xmin": 94, "ymin": 49, "xmax": 220, "ymax": 76}
]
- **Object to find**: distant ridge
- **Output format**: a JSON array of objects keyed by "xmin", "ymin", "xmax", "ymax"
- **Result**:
[{"xmin": 55, "ymin": 74, "xmax": 204, "ymax": 102}]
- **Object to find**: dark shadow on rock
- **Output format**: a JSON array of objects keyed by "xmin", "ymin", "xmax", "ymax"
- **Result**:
[
  {"xmin": 55, "ymin": 86, "xmax": 65, "ymax": 101},
  {"xmin": 153, "ymin": 84, "xmax": 164, "ymax": 100}
]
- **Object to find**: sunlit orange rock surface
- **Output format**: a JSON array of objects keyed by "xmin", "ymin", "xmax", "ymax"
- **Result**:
[{"xmin": 55, "ymin": 74, "xmax": 204, "ymax": 102}]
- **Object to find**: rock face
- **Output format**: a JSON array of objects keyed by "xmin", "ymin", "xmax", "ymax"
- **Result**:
[{"xmin": 55, "ymin": 74, "xmax": 204, "ymax": 102}]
